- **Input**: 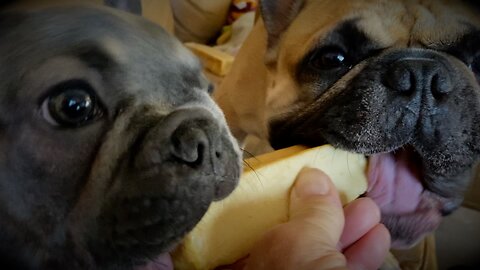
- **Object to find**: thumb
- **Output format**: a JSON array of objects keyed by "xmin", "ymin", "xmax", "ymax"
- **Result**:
[
  {"xmin": 288, "ymin": 167, "xmax": 347, "ymax": 269},
  {"xmin": 289, "ymin": 167, "xmax": 345, "ymax": 245},
  {"xmin": 243, "ymin": 168, "xmax": 348, "ymax": 270}
]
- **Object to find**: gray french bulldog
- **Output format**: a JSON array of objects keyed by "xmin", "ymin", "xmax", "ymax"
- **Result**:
[
  {"xmin": 215, "ymin": 0, "xmax": 480, "ymax": 249},
  {"xmin": 0, "ymin": 2, "xmax": 241, "ymax": 269}
]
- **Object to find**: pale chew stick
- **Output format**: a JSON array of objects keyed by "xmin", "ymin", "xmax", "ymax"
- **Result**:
[
  {"xmin": 184, "ymin": 42, "xmax": 234, "ymax": 76},
  {"xmin": 172, "ymin": 145, "xmax": 368, "ymax": 270}
]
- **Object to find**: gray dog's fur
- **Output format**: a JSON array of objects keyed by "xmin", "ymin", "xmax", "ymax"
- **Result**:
[{"xmin": 0, "ymin": 3, "xmax": 241, "ymax": 269}]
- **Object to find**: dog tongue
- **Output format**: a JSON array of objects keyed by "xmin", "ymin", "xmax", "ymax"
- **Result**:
[
  {"xmin": 366, "ymin": 150, "xmax": 424, "ymax": 214},
  {"xmin": 135, "ymin": 253, "xmax": 173, "ymax": 270}
]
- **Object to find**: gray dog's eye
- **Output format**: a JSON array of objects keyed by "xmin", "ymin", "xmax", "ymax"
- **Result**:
[
  {"xmin": 41, "ymin": 80, "xmax": 104, "ymax": 127},
  {"xmin": 309, "ymin": 46, "xmax": 349, "ymax": 70}
]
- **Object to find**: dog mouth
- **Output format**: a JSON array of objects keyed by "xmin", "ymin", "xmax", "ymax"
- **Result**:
[{"xmin": 365, "ymin": 145, "xmax": 459, "ymax": 248}]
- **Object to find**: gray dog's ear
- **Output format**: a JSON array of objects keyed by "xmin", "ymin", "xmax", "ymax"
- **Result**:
[
  {"xmin": 104, "ymin": 0, "xmax": 142, "ymax": 15},
  {"xmin": 260, "ymin": 0, "xmax": 305, "ymax": 63}
]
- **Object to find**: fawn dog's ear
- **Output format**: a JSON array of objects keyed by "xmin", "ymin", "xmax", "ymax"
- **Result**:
[
  {"xmin": 260, "ymin": 0, "xmax": 305, "ymax": 64},
  {"xmin": 104, "ymin": 0, "xmax": 142, "ymax": 15}
]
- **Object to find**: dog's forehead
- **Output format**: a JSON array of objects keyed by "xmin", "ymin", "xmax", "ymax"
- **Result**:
[
  {"xmin": 355, "ymin": 0, "xmax": 480, "ymax": 47},
  {"xmin": 0, "ymin": 5, "xmax": 204, "ymax": 107},
  {"xmin": 3, "ymin": 5, "xmax": 191, "ymax": 60},
  {"xmin": 280, "ymin": 0, "xmax": 480, "ymax": 67}
]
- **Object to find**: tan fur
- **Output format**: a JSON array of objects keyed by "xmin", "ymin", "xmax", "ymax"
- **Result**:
[{"xmin": 215, "ymin": 0, "xmax": 480, "ymax": 149}]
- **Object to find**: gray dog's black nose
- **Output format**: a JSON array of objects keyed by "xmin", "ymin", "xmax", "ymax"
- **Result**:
[
  {"xmin": 134, "ymin": 108, "xmax": 224, "ymax": 168},
  {"xmin": 171, "ymin": 122, "xmax": 209, "ymax": 165},
  {"xmin": 385, "ymin": 58, "xmax": 453, "ymax": 98},
  {"xmin": 165, "ymin": 109, "xmax": 222, "ymax": 166},
  {"xmin": 132, "ymin": 108, "xmax": 238, "ymax": 200}
]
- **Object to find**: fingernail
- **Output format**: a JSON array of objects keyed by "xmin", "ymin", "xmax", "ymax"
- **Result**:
[{"xmin": 294, "ymin": 168, "xmax": 330, "ymax": 197}]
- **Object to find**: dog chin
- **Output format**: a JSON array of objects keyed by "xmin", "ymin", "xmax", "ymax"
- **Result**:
[{"xmin": 365, "ymin": 146, "xmax": 460, "ymax": 249}]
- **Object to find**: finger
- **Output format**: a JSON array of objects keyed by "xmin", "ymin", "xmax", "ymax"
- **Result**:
[
  {"xmin": 338, "ymin": 197, "xmax": 381, "ymax": 251},
  {"xmin": 344, "ymin": 224, "xmax": 391, "ymax": 270},
  {"xmin": 289, "ymin": 167, "xmax": 344, "ymax": 247},
  {"xmin": 244, "ymin": 168, "xmax": 347, "ymax": 270}
]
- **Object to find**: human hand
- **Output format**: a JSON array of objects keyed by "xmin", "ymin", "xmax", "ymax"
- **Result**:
[
  {"xmin": 149, "ymin": 168, "xmax": 390, "ymax": 270},
  {"xmin": 238, "ymin": 167, "xmax": 391, "ymax": 270}
]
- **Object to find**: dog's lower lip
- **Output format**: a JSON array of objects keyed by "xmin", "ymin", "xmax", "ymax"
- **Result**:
[{"xmin": 364, "ymin": 147, "xmax": 447, "ymax": 247}]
